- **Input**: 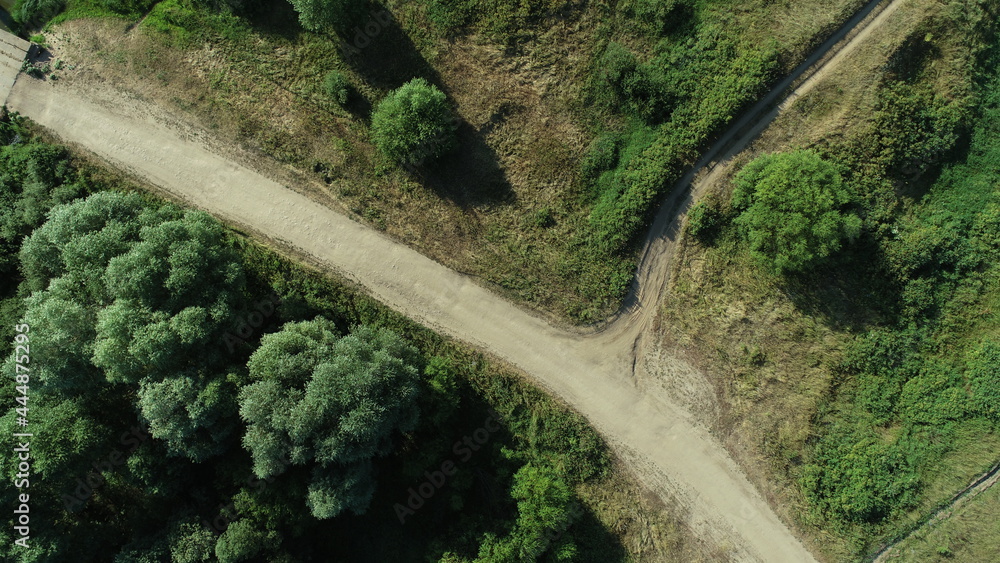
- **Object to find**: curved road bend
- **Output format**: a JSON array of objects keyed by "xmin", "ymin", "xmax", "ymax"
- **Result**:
[{"xmin": 7, "ymin": 0, "xmax": 904, "ymax": 560}]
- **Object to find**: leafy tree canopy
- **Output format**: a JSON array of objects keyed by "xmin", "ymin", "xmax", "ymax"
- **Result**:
[
  {"xmin": 732, "ymin": 149, "xmax": 862, "ymax": 274},
  {"xmin": 240, "ymin": 318, "xmax": 421, "ymax": 518},
  {"xmin": 286, "ymin": 0, "xmax": 363, "ymax": 32},
  {"xmin": 17, "ymin": 192, "xmax": 246, "ymax": 460},
  {"xmin": 370, "ymin": 78, "xmax": 457, "ymax": 168}
]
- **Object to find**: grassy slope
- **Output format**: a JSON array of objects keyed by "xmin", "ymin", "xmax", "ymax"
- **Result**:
[
  {"xmin": 661, "ymin": 0, "xmax": 1000, "ymax": 560},
  {"xmin": 44, "ymin": 0, "xmax": 862, "ymax": 322}
]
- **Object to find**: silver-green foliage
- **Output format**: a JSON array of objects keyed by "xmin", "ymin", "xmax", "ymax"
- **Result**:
[
  {"xmin": 239, "ymin": 318, "xmax": 421, "ymax": 519},
  {"xmin": 17, "ymin": 192, "xmax": 245, "ymax": 460}
]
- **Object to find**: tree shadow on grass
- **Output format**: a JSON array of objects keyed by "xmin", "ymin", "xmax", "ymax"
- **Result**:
[
  {"xmin": 337, "ymin": 2, "xmax": 439, "ymax": 93},
  {"xmin": 334, "ymin": 3, "xmax": 514, "ymax": 206},
  {"xmin": 231, "ymin": 0, "xmax": 302, "ymax": 41},
  {"xmin": 781, "ymin": 235, "xmax": 902, "ymax": 333},
  {"xmin": 330, "ymin": 389, "xmax": 628, "ymax": 562},
  {"xmin": 239, "ymin": 0, "xmax": 514, "ymax": 206},
  {"xmin": 412, "ymin": 120, "xmax": 516, "ymax": 208}
]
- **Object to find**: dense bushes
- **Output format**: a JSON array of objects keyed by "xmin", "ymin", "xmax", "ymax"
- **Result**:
[
  {"xmin": 593, "ymin": 43, "xmax": 673, "ymax": 123},
  {"xmin": 371, "ymin": 78, "xmax": 457, "ymax": 169},
  {"xmin": 685, "ymin": 194, "xmax": 725, "ymax": 244},
  {"xmin": 585, "ymin": 25, "xmax": 780, "ymax": 254},
  {"xmin": 730, "ymin": 150, "xmax": 862, "ymax": 274},
  {"xmin": 802, "ymin": 425, "xmax": 919, "ymax": 523},
  {"xmin": 967, "ymin": 339, "xmax": 1000, "ymax": 422},
  {"xmin": 795, "ymin": 15, "xmax": 1000, "ymax": 543},
  {"xmin": 0, "ymin": 139, "xmax": 84, "ymax": 286}
]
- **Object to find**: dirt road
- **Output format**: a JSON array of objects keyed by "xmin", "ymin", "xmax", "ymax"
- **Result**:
[
  {"xmin": 10, "ymin": 82, "xmax": 806, "ymax": 561},
  {"xmin": 6, "ymin": 0, "xmax": 905, "ymax": 560},
  {"xmin": 871, "ymin": 463, "xmax": 1000, "ymax": 562}
]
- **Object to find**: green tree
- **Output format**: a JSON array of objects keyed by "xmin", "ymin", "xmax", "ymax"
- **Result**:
[
  {"xmin": 19, "ymin": 191, "xmax": 150, "ymax": 300},
  {"xmin": 137, "ymin": 372, "xmax": 237, "ymax": 461},
  {"xmin": 370, "ymin": 78, "xmax": 457, "ymax": 168},
  {"xmin": 732, "ymin": 150, "xmax": 862, "ymax": 273},
  {"xmin": 19, "ymin": 195, "xmax": 245, "ymax": 387},
  {"xmin": 168, "ymin": 519, "xmax": 217, "ymax": 563},
  {"xmin": 286, "ymin": 0, "xmax": 363, "ymax": 31},
  {"xmin": 18, "ymin": 192, "xmax": 247, "ymax": 460},
  {"xmin": 323, "ymin": 70, "xmax": 350, "ymax": 106},
  {"xmin": 475, "ymin": 462, "xmax": 579, "ymax": 562},
  {"xmin": 239, "ymin": 319, "xmax": 421, "ymax": 518},
  {"xmin": 215, "ymin": 520, "xmax": 279, "ymax": 563},
  {"xmin": 18, "ymin": 293, "xmax": 101, "ymax": 393}
]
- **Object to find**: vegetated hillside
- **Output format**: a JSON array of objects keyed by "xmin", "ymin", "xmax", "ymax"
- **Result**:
[
  {"xmin": 662, "ymin": 0, "xmax": 1000, "ymax": 559},
  {"xmin": 0, "ymin": 117, "xmax": 716, "ymax": 562},
  {"xmin": 31, "ymin": 0, "xmax": 863, "ymax": 322}
]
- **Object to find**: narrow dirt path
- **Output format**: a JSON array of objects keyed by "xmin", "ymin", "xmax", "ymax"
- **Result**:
[
  {"xmin": 871, "ymin": 462, "xmax": 1000, "ymax": 562},
  {"xmin": 6, "ymin": 1, "xmax": 905, "ymax": 560},
  {"xmin": 615, "ymin": 0, "xmax": 904, "ymax": 336}
]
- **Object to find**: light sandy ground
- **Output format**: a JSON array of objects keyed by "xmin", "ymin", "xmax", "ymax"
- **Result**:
[{"xmin": 6, "ymin": 0, "xmax": 907, "ymax": 560}]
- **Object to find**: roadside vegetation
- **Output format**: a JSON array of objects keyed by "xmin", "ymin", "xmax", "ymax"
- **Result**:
[
  {"xmin": 28, "ymin": 0, "xmax": 865, "ymax": 321},
  {"xmin": 664, "ymin": 0, "xmax": 1000, "ymax": 559},
  {"xmin": 0, "ymin": 116, "xmax": 713, "ymax": 562}
]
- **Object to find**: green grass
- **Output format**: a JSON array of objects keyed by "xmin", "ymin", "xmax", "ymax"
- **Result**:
[
  {"xmin": 889, "ymin": 476, "xmax": 1000, "ymax": 562},
  {"xmin": 660, "ymin": 3, "xmax": 1000, "ymax": 558}
]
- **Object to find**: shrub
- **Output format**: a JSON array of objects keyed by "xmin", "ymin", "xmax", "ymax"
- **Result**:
[
  {"xmin": 593, "ymin": 42, "xmax": 671, "ymax": 122},
  {"xmin": 685, "ymin": 194, "xmax": 725, "ymax": 244},
  {"xmin": 11, "ymin": 0, "xmax": 65, "ymax": 30},
  {"xmin": 370, "ymin": 78, "xmax": 458, "ymax": 168},
  {"xmin": 287, "ymin": 0, "xmax": 364, "ymax": 32},
  {"xmin": 323, "ymin": 70, "xmax": 350, "ymax": 106},
  {"xmin": 579, "ymin": 132, "xmax": 621, "ymax": 183},
  {"xmin": 732, "ymin": 150, "xmax": 862, "ymax": 274},
  {"xmin": 801, "ymin": 425, "xmax": 919, "ymax": 523}
]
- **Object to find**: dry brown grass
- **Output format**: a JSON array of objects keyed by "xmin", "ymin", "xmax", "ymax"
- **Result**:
[{"xmin": 41, "ymin": 0, "xmax": 871, "ymax": 323}]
